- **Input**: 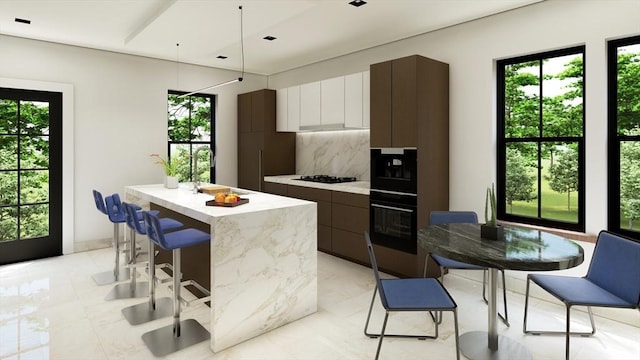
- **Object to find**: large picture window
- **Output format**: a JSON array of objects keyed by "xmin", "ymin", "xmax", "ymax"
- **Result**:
[
  {"xmin": 497, "ymin": 46, "xmax": 585, "ymax": 231},
  {"xmin": 167, "ymin": 91, "xmax": 215, "ymax": 183},
  {"xmin": 607, "ymin": 35, "xmax": 640, "ymax": 239}
]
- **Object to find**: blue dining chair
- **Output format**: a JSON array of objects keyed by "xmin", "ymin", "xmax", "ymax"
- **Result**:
[
  {"xmin": 424, "ymin": 211, "xmax": 509, "ymax": 326},
  {"xmin": 363, "ymin": 232, "xmax": 460, "ymax": 360},
  {"xmin": 523, "ymin": 230, "xmax": 640, "ymax": 360}
]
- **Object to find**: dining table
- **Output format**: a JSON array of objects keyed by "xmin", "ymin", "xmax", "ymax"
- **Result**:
[{"xmin": 418, "ymin": 223, "xmax": 584, "ymax": 360}]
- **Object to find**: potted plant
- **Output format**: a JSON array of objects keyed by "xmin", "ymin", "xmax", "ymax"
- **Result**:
[
  {"xmin": 481, "ymin": 183, "xmax": 504, "ymax": 240},
  {"xmin": 150, "ymin": 154, "xmax": 180, "ymax": 189}
]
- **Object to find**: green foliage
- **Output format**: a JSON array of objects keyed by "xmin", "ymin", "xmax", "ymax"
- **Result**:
[
  {"xmin": 505, "ymin": 148, "xmax": 537, "ymax": 212},
  {"xmin": 620, "ymin": 129, "xmax": 640, "ymax": 229},
  {"xmin": 616, "ymin": 50, "xmax": 640, "ymax": 134},
  {"xmin": 546, "ymin": 147, "xmax": 579, "ymax": 211}
]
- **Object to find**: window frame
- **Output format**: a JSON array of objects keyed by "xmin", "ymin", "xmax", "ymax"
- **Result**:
[
  {"xmin": 167, "ymin": 90, "xmax": 216, "ymax": 183},
  {"xmin": 607, "ymin": 35, "xmax": 640, "ymax": 239},
  {"xmin": 496, "ymin": 45, "xmax": 586, "ymax": 232}
]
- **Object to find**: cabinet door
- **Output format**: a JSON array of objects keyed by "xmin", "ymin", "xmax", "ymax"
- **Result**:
[
  {"xmin": 363, "ymin": 70, "xmax": 370, "ymax": 128},
  {"xmin": 344, "ymin": 72, "xmax": 363, "ymax": 128},
  {"xmin": 276, "ymin": 88, "xmax": 288, "ymax": 132},
  {"xmin": 250, "ymin": 90, "xmax": 266, "ymax": 133},
  {"xmin": 238, "ymin": 132, "xmax": 264, "ymax": 191},
  {"xmin": 321, "ymin": 76, "xmax": 344, "ymax": 126},
  {"xmin": 392, "ymin": 56, "xmax": 418, "ymax": 147},
  {"xmin": 238, "ymin": 92, "xmax": 252, "ymax": 133},
  {"xmin": 370, "ymin": 61, "xmax": 392, "ymax": 147},
  {"xmin": 287, "ymin": 85, "xmax": 300, "ymax": 131},
  {"xmin": 300, "ymin": 81, "xmax": 321, "ymax": 128}
]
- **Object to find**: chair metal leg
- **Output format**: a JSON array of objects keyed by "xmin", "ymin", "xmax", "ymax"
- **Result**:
[
  {"xmin": 105, "ymin": 228, "xmax": 148, "ymax": 301},
  {"xmin": 482, "ymin": 269, "xmax": 509, "ymax": 326},
  {"xmin": 92, "ymin": 223, "xmax": 130, "ymax": 285},
  {"xmin": 374, "ymin": 312, "xmax": 389, "ymax": 360},
  {"xmin": 523, "ymin": 278, "xmax": 598, "ymax": 360}
]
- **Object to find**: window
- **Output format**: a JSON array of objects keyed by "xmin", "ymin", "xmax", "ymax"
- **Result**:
[
  {"xmin": 607, "ymin": 35, "xmax": 640, "ymax": 239},
  {"xmin": 167, "ymin": 91, "xmax": 215, "ymax": 183},
  {"xmin": 497, "ymin": 46, "xmax": 585, "ymax": 231}
]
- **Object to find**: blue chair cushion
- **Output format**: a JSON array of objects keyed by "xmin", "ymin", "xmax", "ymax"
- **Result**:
[
  {"xmin": 156, "ymin": 228, "xmax": 210, "ymax": 251},
  {"xmin": 381, "ymin": 278, "xmax": 456, "ymax": 310},
  {"xmin": 431, "ymin": 253, "xmax": 485, "ymax": 270},
  {"xmin": 528, "ymin": 273, "xmax": 635, "ymax": 308}
]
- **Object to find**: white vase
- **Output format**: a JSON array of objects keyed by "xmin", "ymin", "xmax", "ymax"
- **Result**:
[{"xmin": 164, "ymin": 176, "xmax": 179, "ymax": 189}]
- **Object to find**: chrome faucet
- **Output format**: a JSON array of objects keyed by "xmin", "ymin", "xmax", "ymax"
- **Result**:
[{"xmin": 192, "ymin": 146, "xmax": 215, "ymax": 193}]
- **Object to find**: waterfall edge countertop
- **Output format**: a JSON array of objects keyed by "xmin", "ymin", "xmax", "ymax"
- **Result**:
[
  {"xmin": 264, "ymin": 174, "xmax": 370, "ymax": 195},
  {"xmin": 124, "ymin": 183, "xmax": 318, "ymax": 353}
]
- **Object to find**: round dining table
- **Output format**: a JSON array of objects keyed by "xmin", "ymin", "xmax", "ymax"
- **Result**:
[{"xmin": 418, "ymin": 223, "xmax": 584, "ymax": 360}]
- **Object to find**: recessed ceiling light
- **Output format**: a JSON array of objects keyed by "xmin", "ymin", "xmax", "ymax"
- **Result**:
[
  {"xmin": 15, "ymin": 17, "xmax": 31, "ymax": 24},
  {"xmin": 349, "ymin": 0, "xmax": 367, "ymax": 7},
  {"xmin": 216, "ymin": 55, "xmax": 228, "ymax": 59},
  {"xmin": 263, "ymin": 36, "xmax": 277, "ymax": 41}
]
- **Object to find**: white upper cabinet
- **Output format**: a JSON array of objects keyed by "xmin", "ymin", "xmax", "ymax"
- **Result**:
[
  {"xmin": 276, "ymin": 71, "xmax": 370, "ymax": 132},
  {"xmin": 300, "ymin": 81, "xmax": 321, "ymax": 128},
  {"xmin": 321, "ymin": 76, "xmax": 345, "ymax": 127},
  {"xmin": 276, "ymin": 86, "xmax": 300, "ymax": 132},
  {"xmin": 345, "ymin": 72, "xmax": 363, "ymax": 128}
]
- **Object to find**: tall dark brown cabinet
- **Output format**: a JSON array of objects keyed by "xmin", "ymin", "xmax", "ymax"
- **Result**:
[
  {"xmin": 370, "ymin": 54, "xmax": 450, "ymax": 277},
  {"xmin": 238, "ymin": 89, "xmax": 295, "ymax": 191}
]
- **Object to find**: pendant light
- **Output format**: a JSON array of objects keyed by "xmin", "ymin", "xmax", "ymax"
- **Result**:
[{"xmin": 181, "ymin": 5, "xmax": 244, "ymax": 97}]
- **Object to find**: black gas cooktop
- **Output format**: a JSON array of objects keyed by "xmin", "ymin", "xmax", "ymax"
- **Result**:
[{"xmin": 296, "ymin": 175, "xmax": 358, "ymax": 184}]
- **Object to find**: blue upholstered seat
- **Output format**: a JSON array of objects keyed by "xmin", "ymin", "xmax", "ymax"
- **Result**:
[
  {"xmin": 143, "ymin": 212, "xmax": 209, "ymax": 251},
  {"xmin": 425, "ymin": 211, "xmax": 509, "ymax": 326},
  {"xmin": 523, "ymin": 230, "xmax": 640, "ymax": 360},
  {"xmin": 122, "ymin": 202, "xmax": 183, "ymax": 236},
  {"xmin": 364, "ymin": 232, "xmax": 460, "ymax": 360}
]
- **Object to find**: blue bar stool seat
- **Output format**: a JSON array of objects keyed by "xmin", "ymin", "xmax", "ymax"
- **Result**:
[
  {"xmin": 141, "ymin": 211, "xmax": 211, "ymax": 357},
  {"xmin": 121, "ymin": 202, "xmax": 183, "ymax": 325}
]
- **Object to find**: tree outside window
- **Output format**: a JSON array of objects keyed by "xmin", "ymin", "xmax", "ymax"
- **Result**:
[
  {"xmin": 608, "ymin": 36, "xmax": 640, "ymax": 237},
  {"xmin": 167, "ymin": 91, "xmax": 215, "ymax": 184},
  {"xmin": 497, "ymin": 46, "xmax": 585, "ymax": 231}
]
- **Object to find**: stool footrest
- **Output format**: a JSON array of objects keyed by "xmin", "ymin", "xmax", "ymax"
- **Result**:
[{"xmin": 169, "ymin": 280, "xmax": 211, "ymax": 307}]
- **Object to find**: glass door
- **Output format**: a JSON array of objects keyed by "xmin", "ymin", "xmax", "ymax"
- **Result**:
[{"xmin": 0, "ymin": 88, "xmax": 62, "ymax": 265}]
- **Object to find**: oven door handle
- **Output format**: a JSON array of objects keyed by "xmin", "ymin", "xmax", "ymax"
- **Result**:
[{"xmin": 371, "ymin": 203, "xmax": 415, "ymax": 213}]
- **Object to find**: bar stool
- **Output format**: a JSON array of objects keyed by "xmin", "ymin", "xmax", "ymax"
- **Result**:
[
  {"xmin": 121, "ymin": 202, "xmax": 183, "ymax": 325},
  {"xmin": 141, "ymin": 211, "xmax": 211, "ymax": 357},
  {"xmin": 91, "ymin": 190, "xmax": 131, "ymax": 285},
  {"xmin": 103, "ymin": 194, "xmax": 157, "ymax": 300}
]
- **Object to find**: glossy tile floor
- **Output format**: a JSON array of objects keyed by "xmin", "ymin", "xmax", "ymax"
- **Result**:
[{"xmin": 1, "ymin": 247, "xmax": 638, "ymax": 360}]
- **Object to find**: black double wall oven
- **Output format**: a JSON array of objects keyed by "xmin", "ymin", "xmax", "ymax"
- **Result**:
[{"xmin": 369, "ymin": 148, "xmax": 418, "ymax": 254}]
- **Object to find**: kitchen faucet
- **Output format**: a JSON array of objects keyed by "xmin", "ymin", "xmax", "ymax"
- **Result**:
[{"xmin": 192, "ymin": 146, "xmax": 215, "ymax": 193}]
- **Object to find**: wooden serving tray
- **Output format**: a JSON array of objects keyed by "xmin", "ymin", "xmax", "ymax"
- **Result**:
[{"xmin": 205, "ymin": 198, "xmax": 249, "ymax": 207}]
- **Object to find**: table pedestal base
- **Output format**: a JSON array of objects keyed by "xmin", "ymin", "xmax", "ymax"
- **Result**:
[{"xmin": 460, "ymin": 331, "xmax": 532, "ymax": 360}]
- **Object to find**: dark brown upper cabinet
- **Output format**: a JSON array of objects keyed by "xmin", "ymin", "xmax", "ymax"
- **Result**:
[{"xmin": 237, "ymin": 89, "xmax": 295, "ymax": 191}]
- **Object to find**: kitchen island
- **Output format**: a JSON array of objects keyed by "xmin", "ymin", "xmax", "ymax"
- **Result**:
[{"xmin": 124, "ymin": 183, "xmax": 317, "ymax": 353}]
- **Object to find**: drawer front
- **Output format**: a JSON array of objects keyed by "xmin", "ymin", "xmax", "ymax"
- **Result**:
[
  {"xmin": 318, "ymin": 225, "xmax": 332, "ymax": 252},
  {"xmin": 287, "ymin": 184, "xmax": 332, "ymax": 202},
  {"xmin": 332, "ymin": 228, "xmax": 369, "ymax": 265},
  {"xmin": 373, "ymin": 244, "xmax": 418, "ymax": 277},
  {"xmin": 332, "ymin": 191, "xmax": 369, "ymax": 208},
  {"xmin": 332, "ymin": 203, "xmax": 368, "ymax": 233},
  {"xmin": 264, "ymin": 182, "xmax": 288, "ymax": 196}
]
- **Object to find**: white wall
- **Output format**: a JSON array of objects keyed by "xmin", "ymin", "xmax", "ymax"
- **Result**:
[
  {"xmin": 269, "ymin": 0, "xmax": 640, "ymax": 236},
  {"xmin": 0, "ymin": 34, "xmax": 268, "ymax": 249}
]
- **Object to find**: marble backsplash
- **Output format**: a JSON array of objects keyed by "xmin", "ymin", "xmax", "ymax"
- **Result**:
[{"xmin": 296, "ymin": 129, "xmax": 370, "ymax": 180}]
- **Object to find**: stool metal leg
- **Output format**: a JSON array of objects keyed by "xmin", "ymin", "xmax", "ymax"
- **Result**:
[
  {"xmin": 92, "ymin": 222, "xmax": 130, "ymax": 285},
  {"xmin": 142, "ymin": 248, "xmax": 210, "ymax": 357},
  {"xmin": 105, "ymin": 227, "xmax": 148, "ymax": 300},
  {"xmin": 121, "ymin": 237, "xmax": 172, "ymax": 325}
]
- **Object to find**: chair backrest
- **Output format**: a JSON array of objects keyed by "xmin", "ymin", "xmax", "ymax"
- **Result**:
[
  {"xmin": 92, "ymin": 190, "xmax": 107, "ymax": 215},
  {"xmin": 430, "ymin": 211, "xmax": 478, "ymax": 225},
  {"xmin": 586, "ymin": 230, "xmax": 640, "ymax": 306},
  {"xmin": 123, "ymin": 202, "xmax": 146, "ymax": 235},
  {"xmin": 104, "ymin": 193, "xmax": 125, "ymax": 223},
  {"xmin": 143, "ymin": 211, "xmax": 166, "ymax": 249},
  {"xmin": 364, "ymin": 232, "xmax": 389, "ymax": 309}
]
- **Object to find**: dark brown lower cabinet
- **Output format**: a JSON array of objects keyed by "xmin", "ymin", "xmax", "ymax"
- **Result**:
[{"xmin": 286, "ymin": 185, "xmax": 332, "ymax": 252}]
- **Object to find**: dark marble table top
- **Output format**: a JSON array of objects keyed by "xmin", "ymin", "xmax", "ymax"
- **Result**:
[{"xmin": 418, "ymin": 223, "xmax": 584, "ymax": 271}]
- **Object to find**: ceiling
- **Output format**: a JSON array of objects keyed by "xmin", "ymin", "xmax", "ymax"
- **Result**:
[{"xmin": 0, "ymin": 0, "xmax": 543, "ymax": 76}]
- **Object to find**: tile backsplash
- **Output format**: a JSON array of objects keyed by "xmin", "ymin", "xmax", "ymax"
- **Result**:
[{"xmin": 296, "ymin": 130, "xmax": 370, "ymax": 181}]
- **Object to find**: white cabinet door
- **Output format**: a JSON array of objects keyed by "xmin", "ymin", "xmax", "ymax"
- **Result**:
[
  {"xmin": 363, "ymin": 70, "xmax": 370, "ymax": 128},
  {"xmin": 276, "ymin": 88, "xmax": 288, "ymax": 132},
  {"xmin": 321, "ymin": 76, "xmax": 344, "ymax": 126},
  {"xmin": 287, "ymin": 85, "xmax": 300, "ymax": 131},
  {"xmin": 300, "ymin": 81, "xmax": 321, "ymax": 127},
  {"xmin": 344, "ymin": 72, "xmax": 363, "ymax": 128}
]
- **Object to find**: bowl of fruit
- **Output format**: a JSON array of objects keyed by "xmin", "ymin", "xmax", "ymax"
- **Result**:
[{"xmin": 206, "ymin": 192, "xmax": 249, "ymax": 207}]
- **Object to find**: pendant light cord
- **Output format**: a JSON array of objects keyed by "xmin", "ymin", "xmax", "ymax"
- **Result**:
[{"xmin": 239, "ymin": 5, "xmax": 244, "ymax": 81}]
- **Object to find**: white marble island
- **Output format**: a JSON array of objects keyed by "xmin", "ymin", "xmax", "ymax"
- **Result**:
[{"xmin": 125, "ymin": 184, "xmax": 317, "ymax": 353}]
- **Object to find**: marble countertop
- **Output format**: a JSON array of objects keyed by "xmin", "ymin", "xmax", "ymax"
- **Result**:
[
  {"xmin": 264, "ymin": 175, "xmax": 370, "ymax": 195},
  {"xmin": 125, "ymin": 183, "xmax": 314, "ymax": 224}
]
